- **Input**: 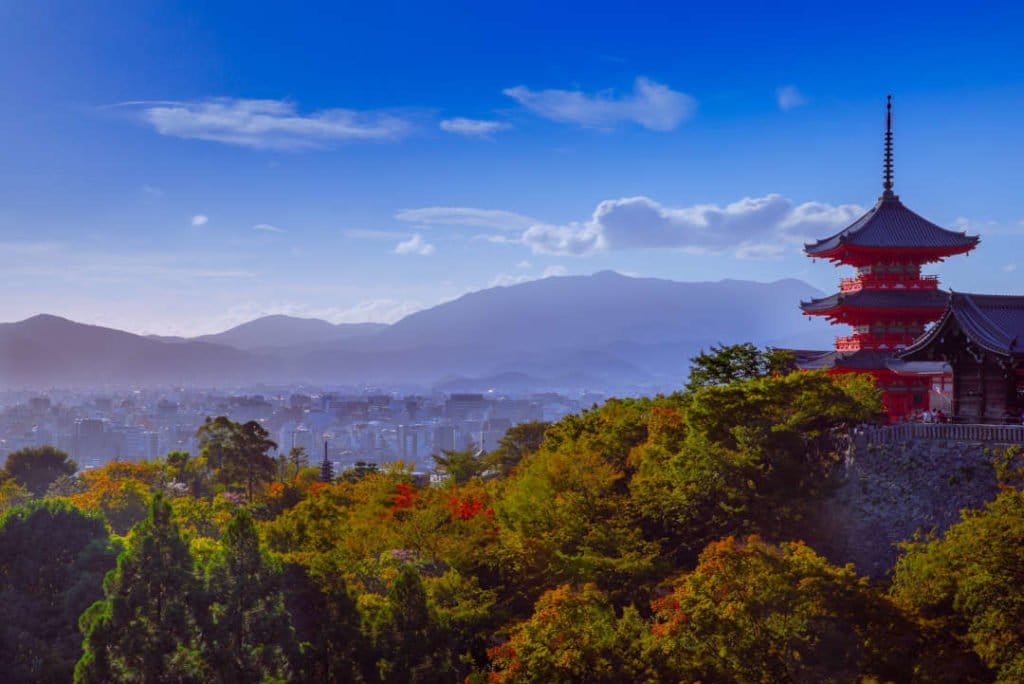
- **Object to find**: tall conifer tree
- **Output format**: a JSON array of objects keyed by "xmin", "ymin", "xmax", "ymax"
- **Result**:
[{"xmin": 75, "ymin": 494, "xmax": 208, "ymax": 683}]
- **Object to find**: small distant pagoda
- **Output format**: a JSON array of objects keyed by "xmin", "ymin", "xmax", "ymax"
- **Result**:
[{"xmin": 799, "ymin": 97, "xmax": 980, "ymax": 420}]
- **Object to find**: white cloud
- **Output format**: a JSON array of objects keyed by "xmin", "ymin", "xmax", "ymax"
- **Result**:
[
  {"xmin": 395, "ymin": 206, "xmax": 537, "ymax": 231},
  {"xmin": 507, "ymin": 194, "xmax": 863, "ymax": 258},
  {"xmin": 253, "ymin": 223, "xmax": 285, "ymax": 233},
  {"xmin": 191, "ymin": 214, "xmax": 209, "ymax": 226},
  {"xmin": 776, "ymin": 85, "xmax": 808, "ymax": 111},
  {"xmin": 1004, "ymin": 264, "xmax": 1017, "ymax": 272},
  {"xmin": 128, "ymin": 98, "xmax": 412, "ymax": 149},
  {"xmin": 440, "ymin": 117, "xmax": 510, "ymax": 137},
  {"xmin": 503, "ymin": 76, "xmax": 695, "ymax": 131},
  {"xmin": 522, "ymin": 221, "xmax": 606, "ymax": 255},
  {"xmin": 516, "ymin": 260, "xmax": 531, "ymax": 269},
  {"xmin": 142, "ymin": 185, "xmax": 164, "ymax": 197},
  {"xmin": 394, "ymin": 233, "xmax": 436, "ymax": 256}
]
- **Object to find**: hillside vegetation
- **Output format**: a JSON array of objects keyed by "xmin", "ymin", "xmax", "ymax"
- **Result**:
[{"xmin": 1, "ymin": 349, "xmax": 1018, "ymax": 682}]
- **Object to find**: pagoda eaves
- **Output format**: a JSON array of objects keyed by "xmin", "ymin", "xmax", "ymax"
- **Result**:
[
  {"xmin": 804, "ymin": 195, "xmax": 979, "ymax": 265},
  {"xmin": 800, "ymin": 288, "xmax": 949, "ymax": 324},
  {"xmin": 797, "ymin": 95, "xmax": 978, "ymax": 420}
]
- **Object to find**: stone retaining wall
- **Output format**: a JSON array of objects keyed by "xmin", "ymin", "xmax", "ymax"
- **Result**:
[{"xmin": 810, "ymin": 436, "xmax": 1017, "ymax": 578}]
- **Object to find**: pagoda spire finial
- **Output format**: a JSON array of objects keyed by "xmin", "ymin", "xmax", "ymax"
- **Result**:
[{"xmin": 882, "ymin": 94, "xmax": 895, "ymax": 199}]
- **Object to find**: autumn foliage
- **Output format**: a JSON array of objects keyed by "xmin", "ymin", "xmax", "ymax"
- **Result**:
[{"xmin": 3, "ymin": 367, "xmax": 1022, "ymax": 681}]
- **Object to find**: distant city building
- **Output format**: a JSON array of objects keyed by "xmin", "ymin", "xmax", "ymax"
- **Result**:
[
  {"xmin": 433, "ymin": 424, "xmax": 456, "ymax": 453},
  {"xmin": 445, "ymin": 393, "xmax": 490, "ymax": 421}
]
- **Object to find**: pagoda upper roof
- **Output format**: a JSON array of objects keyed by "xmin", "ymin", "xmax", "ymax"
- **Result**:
[
  {"xmin": 805, "ymin": 96, "xmax": 979, "ymax": 264},
  {"xmin": 901, "ymin": 292, "xmax": 1024, "ymax": 360},
  {"xmin": 801, "ymin": 288, "xmax": 950, "ymax": 316},
  {"xmin": 804, "ymin": 195, "xmax": 979, "ymax": 261}
]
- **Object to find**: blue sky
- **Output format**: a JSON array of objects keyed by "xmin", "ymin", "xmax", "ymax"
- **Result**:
[{"xmin": 2, "ymin": 1, "xmax": 1023, "ymax": 335}]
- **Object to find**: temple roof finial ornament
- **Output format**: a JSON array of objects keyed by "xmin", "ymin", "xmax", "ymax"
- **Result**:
[
  {"xmin": 803, "ymin": 94, "xmax": 978, "ymax": 265},
  {"xmin": 882, "ymin": 94, "xmax": 895, "ymax": 199}
]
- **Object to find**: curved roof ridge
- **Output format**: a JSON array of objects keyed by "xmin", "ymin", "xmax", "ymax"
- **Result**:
[
  {"xmin": 804, "ymin": 196, "xmax": 979, "ymax": 256},
  {"xmin": 953, "ymin": 293, "xmax": 1016, "ymax": 353},
  {"xmin": 901, "ymin": 292, "xmax": 1024, "ymax": 359}
]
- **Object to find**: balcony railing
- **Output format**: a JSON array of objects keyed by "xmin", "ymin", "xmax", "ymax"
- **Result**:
[
  {"xmin": 860, "ymin": 422, "xmax": 1024, "ymax": 445},
  {"xmin": 835, "ymin": 334, "xmax": 915, "ymax": 352},
  {"xmin": 839, "ymin": 274, "xmax": 940, "ymax": 293}
]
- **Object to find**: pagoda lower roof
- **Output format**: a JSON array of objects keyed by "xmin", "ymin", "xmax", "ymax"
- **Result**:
[
  {"xmin": 797, "ymin": 349, "xmax": 897, "ymax": 371},
  {"xmin": 801, "ymin": 288, "xmax": 950, "ymax": 316},
  {"xmin": 804, "ymin": 194, "xmax": 978, "ymax": 262}
]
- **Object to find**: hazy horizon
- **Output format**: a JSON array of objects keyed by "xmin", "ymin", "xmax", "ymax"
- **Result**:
[{"xmin": 2, "ymin": 270, "xmax": 825, "ymax": 337}]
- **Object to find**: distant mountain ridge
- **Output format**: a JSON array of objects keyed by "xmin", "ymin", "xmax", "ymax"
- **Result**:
[
  {"xmin": 0, "ymin": 314, "xmax": 257, "ymax": 387},
  {"xmin": 194, "ymin": 315, "xmax": 387, "ymax": 351},
  {"xmin": 0, "ymin": 272, "xmax": 833, "ymax": 392}
]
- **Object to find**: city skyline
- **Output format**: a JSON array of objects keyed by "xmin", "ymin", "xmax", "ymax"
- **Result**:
[{"xmin": 2, "ymin": 2, "xmax": 1024, "ymax": 335}]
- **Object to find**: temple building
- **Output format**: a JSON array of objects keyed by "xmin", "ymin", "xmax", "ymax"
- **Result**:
[
  {"xmin": 798, "ymin": 97, "xmax": 979, "ymax": 419},
  {"xmin": 899, "ymin": 294, "xmax": 1024, "ymax": 423}
]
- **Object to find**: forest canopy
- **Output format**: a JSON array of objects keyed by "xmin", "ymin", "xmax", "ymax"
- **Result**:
[{"xmin": 0, "ymin": 358, "xmax": 1016, "ymax": 682}]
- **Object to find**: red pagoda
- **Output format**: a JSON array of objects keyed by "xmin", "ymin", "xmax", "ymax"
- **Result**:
[{"xmin": 799, "ymin": 97, "xmax": 979, "ymax": 420}]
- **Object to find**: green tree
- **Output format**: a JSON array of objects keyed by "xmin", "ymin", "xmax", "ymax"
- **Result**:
[
  {"xmin": 432, "ymin": 446, "xmax": 486, "ymax": 485},
  {"xmin": 685, "ymin": 342, "xmax": 795, "ymax": 393},
  {"xmin": 649, "ymin": 536, "xmax": 917, "ymax": 683},
  {"xmin": 75, "ymin": 494, "xmax": 209, "ymax": 683},
  {"xmin": 339, "ymin": 460, "xmax": 381, "ymax": 483},
  {"xmin": 485, "ymin": 421, "xmax": 551, "ymax": 476},
  {"xmin": 197, "ymin": 416, "xmax": 277, "ymax": 502},
  {"xmin": 488, "ymin": 583, "xmax": 651, "ymax": 684},
  {"xmin": 0, "ymin": 477, "xmax": 30, "ymax": 513},
  {"xmin": 279, "ymin": 446, "xmax": 309, "ymax": 482},
  {"xmin": 0, "ymin": 500, "xmax": 116, "ymax": 683},
  {"xmin": 3, "ymin": 445, "xmax": 78, "ymax": 496},
  {"xmin": 202, "ymin": 508, "xmax": 296, "ymax": 681},
  {"xmin": 282, "ymin": 560, "xmax": 368, "ymax": 682},
  {"xmin": 371, "ymin": 565, "xmax": 455, "ymax": 683},
  {"xmin": 892, "ymin": 487, "xmax": 1024, "ymax": 682},
  {"xmin": 682, "ymin": 371, "xmax": 879, "ymax": 539}
]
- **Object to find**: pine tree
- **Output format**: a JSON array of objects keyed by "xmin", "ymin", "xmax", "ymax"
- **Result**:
[
  {"xmin": 372, "ymin": 565, "xmax": 454, "ymax": 683},
  {"xmin": 0, "ymin": 500, "xmax": 116, "ymax": 682},
  {"xmin": 75, "ymin": 494, "xmax": 209, "ymax": 683},
  {"xmin": 203, "ymin": 508, "xmax": 297, "ymax": 681}
]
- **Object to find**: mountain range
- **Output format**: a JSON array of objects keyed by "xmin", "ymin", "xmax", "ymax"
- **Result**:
[{"xmin": 0, "ymin": 271, "xmax": 833, "ymax": 393}]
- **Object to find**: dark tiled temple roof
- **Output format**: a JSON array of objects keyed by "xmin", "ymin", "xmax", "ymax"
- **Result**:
[
  {"xmin": 801, "ymin": 288, "xmax": 950, "ymax": 315},
  {"xmin": 804, "ymin": 196, "xmax": 980, "ymax": 257},
  {"xmin": 797, "ymin": 349, "xmax": 895, "ymax": 371},
  {"xmin": 902, "ymin": 293, "xmax": 1024, "ymax": 359}
]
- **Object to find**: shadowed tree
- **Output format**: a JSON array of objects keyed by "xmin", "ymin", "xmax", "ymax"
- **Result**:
[
  {"xmin": 0, "ymin": 500, "xmax": 116, "ymax": 683},
  {"xmin": 202, "ymin": 508, "xmax": 296, "ymax": 681},
  {"xmin": 3, "ymin": 445, "xmax": 78, "ymax": 496},
  {"xmin": 486, "ymin": 421, "xmax": 551, "ymax": 476},
  {"xmin": 75, "ymin": 494, "xmax": 209, "ymax": 683},
  {"xmin": 196, "ymin": 416, "xmax": 277, "ymax": 502},
  {"xmin": 372, "ymin": 565, "xmax": 455, "ymax": 683},
  {"xmin": 282, "ymin": 561, "xmax": 369, "ymax": 682}
]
